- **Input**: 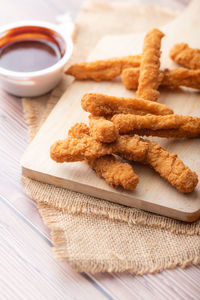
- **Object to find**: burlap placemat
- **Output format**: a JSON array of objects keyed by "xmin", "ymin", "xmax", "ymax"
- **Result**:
[{"xmin": 22, "ymin": 1, "xmax": 200, "ymax": 274}]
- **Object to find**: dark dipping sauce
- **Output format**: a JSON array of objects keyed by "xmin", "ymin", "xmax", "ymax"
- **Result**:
[{"xmin": 0, "ymin": 26, "xmax": 65, "ymax": 72}]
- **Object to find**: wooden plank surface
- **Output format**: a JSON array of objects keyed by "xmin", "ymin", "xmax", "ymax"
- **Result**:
[
  {"xmin": 1, "ymin": 0, "xmax": 200, "ymax": 299},
  {"xmin": 22, "ymin": 0, "xmax": 200, "ymax": 222}
]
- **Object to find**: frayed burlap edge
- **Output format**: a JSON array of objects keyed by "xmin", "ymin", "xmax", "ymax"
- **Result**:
[
  {"xmin": 22, "ymin": 176, "xmax": 200, "ymax": 236},
  {"xmin": 38, "ymin": 201, "xmax": 200, "ymax": 274},
  {"xmin": 66, "ymin": 256, "xmax": 200, "ymax": 274}
]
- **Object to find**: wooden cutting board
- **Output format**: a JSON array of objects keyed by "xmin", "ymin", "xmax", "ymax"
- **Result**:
[{"xmin": 21, "ymin": 0, "xmax": 200, "ymax": 222}]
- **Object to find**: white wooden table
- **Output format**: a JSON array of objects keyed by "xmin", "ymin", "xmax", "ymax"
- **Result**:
[{"xmin": 0, "ymin": 1, "xmax": 200, "ymax": 299}]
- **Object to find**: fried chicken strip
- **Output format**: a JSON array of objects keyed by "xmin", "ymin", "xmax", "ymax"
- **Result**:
[
  {"xmin": 170, "ymin": 43, "xmax": 200, "ymax": 70},
  {"xmin": 81, "ymin": 93, "xmax": 173, "ymax": 116},
  {"xmin": 65, "ymin": 43, "xmax": 200, "ymax": 83},
  {"xmin": 122, "ymin": 128, "xmax": 200, "ymax": 138},
  {"xmin": 136, "ymin": 28, "xmax": 164, "ymax": 102},
  {"xmin": 68, "ymin": 123, "xmax": 145, "ymax": 160},
  {"xmin": 69, "ymin": 123, "xmax": 140, "ymax": 190},
  {"xmin": 68, "ymin": 122, "xmax": 90, "ymax": 138},
  {"xmin": 50, "ymin": 136, "xmax": 113, "ymax": 162},
  {"xmin": 112, "ymin": 114, "xmax": 200, "ymax": 138},
  {"xmin": 144, "ymin": 140, "xmax": 198, "ymax": 193},
  {"xmin": 122, "ymin": 67, "xmax": 200, "ymax": 90},
  {"xmin": 66, "ymin": 55, "xmax": 141, "ymax": 81},
  {"xmin": 89, "ymin": 155, "xmax": 139, "ymax": 190},
  {"xmin": 84, "ymin": 91, "xmax": 173, "ymax": 143},
  {"xmin": 89, "ymin": 115, "xmax": 119, "ymax": 143},
  {"xmin": 51, "ymin": 123, "xmax": 198, "ymax": 193},
  {"xmin": 51, "ymin": 126, "xmax": 148, "ymax": 163}
]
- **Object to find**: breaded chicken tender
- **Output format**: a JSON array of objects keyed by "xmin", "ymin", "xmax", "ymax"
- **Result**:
[
  {"xmin": 114, "ymin": 134, "xmax": 148, "ymax": 161},
  {"xmin": 170, "ymin": 43, "xmax": 200, "ymax": 70},
  {"xmin": 112, "ymin": 114, "xmax": 200, "ymax": 138},
  {"xmin": 68, "ymin": 122, "xmax": 90, "ymax": 138},
  {"xmin": 144, "ymin": 140, "xmax": 198, "ymax": 193},
  {"xmin": 66, "ymin": 55, "xmax": 141, "ymax": 81},
  {"xmin": 122, "ymin": 67, "xmax": 200, "ymax": 90},
  {"xmin": 50, "ymin": 127, "xmax": 148, "ymax": 163},
  {"xmin": 51, "ymin": 123, "xmax": 198, "ymax": 193},
  {"xmin": 88, "ymin": 156, "xmax": 139, "ymax": 190},
  {"xmin": 50, "ymin": 136, "xmax": 113, "ymax": 162},
  {"xmin": 68, "ymin": 123, "xmax": 139, "ymax": 190},
  {"xmin": 69, "ymin": 123, "xmax": 148, "ymax": 161},
  {"xmin": 89, "ymin": 115, "xmax": 119, "ymax": 143},
  {"xmin": 81, "ymin": 93, "xmax": 173, "ymax": 116},
  {"xmin": 136, "ymin": 28, "xmax": 164, "ymax": 101},
  {"xmin": 162, "ymin": 68, "xmax": 200, "ymax": 89},
  {"xmin": 122, "ymin": 68, "xmax": 141, "ymax": 90}
]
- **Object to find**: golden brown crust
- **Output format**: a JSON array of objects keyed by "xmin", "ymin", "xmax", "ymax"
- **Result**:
[
  {"xmin": 145, "ymin": 141, "xmax": 198, "ymax": 193},
  {"xmin": 88, "ymin": 155, "xmax": 139, "ymax": 190},
  {"xmin": 51, "ymin": 123, "xmax": 198, "ymax": 193},
  {"xmin": 122, "ymin": 68, "xmax": 140, "ymax": 90},
  {"xmin": 81, "ymin": 93, "xmax": 173, "ymax": 116},
  {"xmin": 66, "ymin": 55, "xmax": 141, "ymax": 81},
  {"xmin": 170, "ymin": 43, "xmax": 200, "ymax": 70},
  {"xmin": 68, "ymin": 123, "xmax": 148, "ymax": 161},
  {"xmin": 112, "ymin": 114, "xmax": 200, "ymax": 138},
  {"xmin": 118, "ymin": 137, "xmax": 198, "ymax": 193},
  {"xmin": 122, "ymin": 129, "xmax": 200, "ymax": 139},
  {"xmin": 122, "ymin": 67, "xmax": 164, "ymax": 90},
  {"xmin": 122, "ymin": 67, "xmax": 200, "ymax": 90},
  {"xmin": 162, "ymin": 68, "xmax": 200, "ymax": 90},
  {"xmin": 51, "ymin": 123, "xmax": 148, "ymax": 163},
  {"xmin": 68, "ymin": 123, "xmax": 139, "ymax": 190},
  {"xmin": 136, "ymin": 28, "xmax": 164, "ymax": 101},
  {"xmin": 68, "ymin": 122, "xmax": 89, "ymax": 138},
  {"xmin": 115, "ymin": 135, "xmax": 148, "ymax": 162},
  {"xmin": 50, "ymin": 136, "xmax": 112, "ymax": 162},
  {"xmin": 89, "ymin": 115, "xmax": 119, "ymax": 143}
]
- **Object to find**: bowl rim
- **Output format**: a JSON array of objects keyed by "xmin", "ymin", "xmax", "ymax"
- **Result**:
[{"xmin": 0, "ymin": 20, "xmax": 73, "ymax": 78}]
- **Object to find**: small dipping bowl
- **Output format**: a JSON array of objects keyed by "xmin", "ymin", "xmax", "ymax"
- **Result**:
[{"xmin": 0, "ymin": 21, "xmax": 73, "ymax": 97}]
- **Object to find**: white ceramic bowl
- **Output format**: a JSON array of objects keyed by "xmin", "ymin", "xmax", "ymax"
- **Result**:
[{"xmin": 0, "ymin": 21, "xmax": 73, "ymax": 97}]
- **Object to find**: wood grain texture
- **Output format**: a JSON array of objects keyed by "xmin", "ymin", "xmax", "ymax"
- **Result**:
[
  {"xmin": 1, "ymin": 0, "xmax": 200, "ymax": 299},
  {"xmin": 22, "ymin": 0, "xmax": 200, "ymax": 222},
  {"xmin": 0, "ymin": 196, "xmax": 109, "ymax": 300}
]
